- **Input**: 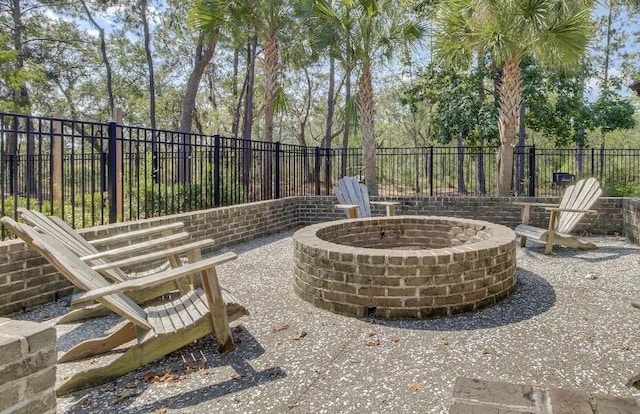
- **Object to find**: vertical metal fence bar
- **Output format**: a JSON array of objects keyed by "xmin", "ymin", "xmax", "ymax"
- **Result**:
[
  {"xmin": 214, "ymin": 135, "xmax": 221, "ymax": 207},
  {"xmin": 108, "ymin": 121, "xmax": 118, "ymax": 223}
]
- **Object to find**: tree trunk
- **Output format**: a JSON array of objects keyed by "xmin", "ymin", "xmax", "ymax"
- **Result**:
[
  {"xmin": 357, "ymin": 59, "xmax": 377, "ymax": 195},
  {"xmin": 496, "ymin": 58, "xmax": 522, "ymax": 196},
  {"xmin": 341, "ymin": 66, "xmax": 352, "ymax": 178},
  {"xmin": 231, "ymin": 47, "xmax": 242, "ymax": 139},
  {"xmin": 178, "ymin": 34, "xmax": 216, "ymax": 184},
  {"xmin": 261, "ymin": 30, "xmax": 279, "ymax": 199},
  {"xmin": 80, "ymin": 0, "xmax": 114, "ymax": 116},
  {"xmin": 323, "ymin": 56, "xmax": 336, "ymax": 188},
  {"xmin": 139, "ymin": 0, "xmax": 158, "ymax": 183},
  {"xmin": 241, "ymin": 36, "xmax": 258, "ymax": 189}
]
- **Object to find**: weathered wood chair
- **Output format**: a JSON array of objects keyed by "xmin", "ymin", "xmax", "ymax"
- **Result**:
[
  {"xmin": 333, "ymin": 176, "xmax": 399, "ymax": 218},
  {"xmin": 18, "ymin": 208, "xmax": 214, "ymax": 323},
  {"xmin": 514, "ymin": 177, "xmax": 602, "ymax": 254},
  {"xmin": 1, "ymin": 217, "xmax": 248, "ymax": 395}
]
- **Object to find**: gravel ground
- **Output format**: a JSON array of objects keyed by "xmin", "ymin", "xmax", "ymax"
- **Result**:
[{"xmin": 15, "ymin": 231, "xmax": 640, "ymax": 413}]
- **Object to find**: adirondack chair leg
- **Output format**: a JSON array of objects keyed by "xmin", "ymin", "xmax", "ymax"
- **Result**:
[
  {"xmin": 199, "ymin": 267, "xmax": 234, "ymax": 354},
  {"xmin": 59, "ymin": 322, "xmax": 137, "ymax": 363},
  {"xmin": 544, "ymin": 211, "xmax": 561, "ymax": 255},
  {"xmin": 385, "ymin": 205, "xmax": 396, "ymax": 216},
  {"xmin": 544, "ymin": 234, "xmax": 555, "ymax": 255},
  {"xmin": 346, "ymin": 206, "xmax": 358, "ymax": 219},
  {"xmin": 520, "ymin": 235, "xmax": 527, "ymax": 247},
  {"xmin": 56, "ymin": 318, "xmax": 213, "ymax": 395}
]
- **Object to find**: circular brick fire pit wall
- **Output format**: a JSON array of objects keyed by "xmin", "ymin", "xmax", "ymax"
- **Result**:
[{"xmin": 293, "ymin": 216, "xmax": 517, "ymax": 319}]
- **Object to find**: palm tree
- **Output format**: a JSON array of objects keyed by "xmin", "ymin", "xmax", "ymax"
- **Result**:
[
  {"xmin": 433, "ymin": 0, "xmax": 592, "ymax": 195},
  {"xmin": 311, "ymin": 0, "xmax": 423, "ymax": 195}
]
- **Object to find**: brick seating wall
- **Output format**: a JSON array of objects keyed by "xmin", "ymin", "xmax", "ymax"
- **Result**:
[{"xmin": 0, "ymin": 195, "xmax": 631, "ymax": 316}]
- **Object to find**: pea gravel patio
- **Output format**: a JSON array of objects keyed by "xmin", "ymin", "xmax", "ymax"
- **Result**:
[{"xmin": 15, "ymin": 230, "xmax": 640, "ymax": 413}]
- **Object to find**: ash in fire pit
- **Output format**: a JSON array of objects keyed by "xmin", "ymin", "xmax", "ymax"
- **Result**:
[{"xmin": 293, "ymin": 216, "xmax": 516, "ymax": 319}]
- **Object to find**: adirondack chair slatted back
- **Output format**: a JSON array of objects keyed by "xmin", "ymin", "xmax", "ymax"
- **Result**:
[
  {"xmin": 556, "ymin": 177, "xmax": 602, "ymax": 234},
  {"xmin": 334, "ymin": 176, "xmax": 371, "ymax": 217},
  {"xmin": 17, "ymin": 208, "xmax": 129, "ymax": 283},
  {"xmin": 1, "ymin": 218, "xmax": 151, "ymax": 330}
]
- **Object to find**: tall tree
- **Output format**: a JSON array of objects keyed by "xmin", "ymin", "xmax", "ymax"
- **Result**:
[
  {"xmin": 433, "ymin": 0, "xmax": 592, "ymax": 195},
  {"xmin": 312, "ymin": 0, "xmax": 423, "ymax": 194}
]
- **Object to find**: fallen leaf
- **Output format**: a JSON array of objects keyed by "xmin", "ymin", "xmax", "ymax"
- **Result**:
[
  {"xmin": 154, "ymin": 409, "xmax": 167, "ymax": 414},
  {"xmin": 234, "ymin": 336, "xmax": 242, "ymax": 344},
  {"xmin": 141, "ymin": 371, "xmax": 159, "ymax": 382},
  {"xmin": 293, "ymin": 330, "xmax": 307, "ymax": 340},
  {"xmin": 364, "ymin": 338, "xmax": 380, "ymax": 347},
  {"xmin": 617, "ymin": 344, "xmax": 631, "ymax": 351},
  {"xmin": 585, "ymin": 332, "xmax": 595, "ymax": 342},
  {"xmin": 110, "ymin": 389, "xmax": 141, "ymax": 405},
  {"xmin": 270, "ymin": 368, "xmax": 283, "ymax": 377},
  {"xmin": 440, "ymin": 336, "xmax": 449, "ymax": 346},
  {"xmin": 101, "ymin": 384, "xmax": 116, "ymax": 392},
  {"xmin": 409, "ymin": 380, "xmax": 422, "ymax": 391},
  {"xmin": 368, "ymin": 332, "xmax": 376, "ymax": 337},
  {"xmin": 388, "ymin": 336, "xmax": 399, "ymax": 343},
  {"xmin": 482, "ymin": 348, "xmax": 495, "ymax": 355},
  {"xmin": 230, "ymin": 373, "xmax": 242, "ymax": 380},
  {"xmin": 273, "ymin": 323, "xmax": 290, "ymax": 332},
  {"xmin": 124, "ymin": 382, "xmax": 137, "ymax": 389},
  {"xmin": 234, "ymin": 325, "xmax": 246, "ymax": 333}
]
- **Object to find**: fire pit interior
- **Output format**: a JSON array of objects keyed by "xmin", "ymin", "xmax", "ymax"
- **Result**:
[{"xmin": 293, "ymin": 216, "xmax": 516, "ymax": 319}]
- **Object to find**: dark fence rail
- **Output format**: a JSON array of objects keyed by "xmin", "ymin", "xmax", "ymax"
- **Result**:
[{"xmin": 2, "ymin": 112, "xmax": 640, "ymax": 239}]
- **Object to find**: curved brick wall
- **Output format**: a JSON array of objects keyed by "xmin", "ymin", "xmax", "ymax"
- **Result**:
[{"xmin": 293, "ymin": 216, "xmax": 517, "ymax": 319}]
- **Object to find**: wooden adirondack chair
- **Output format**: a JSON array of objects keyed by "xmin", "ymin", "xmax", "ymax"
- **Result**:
[
  {"xmin": 514, "ymin": 177, "xmax": 602, "ymax": 254},
  {"xmin": 333, "ymin": 176, "xmax": 399, "ymax": 218},
  {"xmin": 18, "ymin": 208, "xmax": 214, "ymax": 323},
  {"xmin": 1, "ymin": 217, "xmax": 248, "ymax": 395}
]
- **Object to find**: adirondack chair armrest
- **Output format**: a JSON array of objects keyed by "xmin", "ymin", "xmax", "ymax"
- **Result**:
[
  {"xmin": 72, "ymin": 252, "xmax": 237, "ymax": 305},
  {"xmin": 88, "ymin": 222, "xmax": 185, "ymax": 246},
  {"xmin": 335, "ymin": 204, "xmax": 360, "ymax": 219},
  {"xmin": 79, "ymin": 232, "xmax": 190, "ymax": 262},
  {"xmin": 513, "ymin": 202, "xmax": 560, "ymax": 225},
  {"xmin": 544, "ymin": 207, "xmax": 598, "ymax": 214},
  {"xmin": 370, "ymin": 201, "xmax": 399, "ymax": 216},
  {"xmin": 90, "ymin": 239, "xmax": 217, "ymax": 272},
  {"xmin": 370, "ymin": 201, "xmax": 400, "ymax": 206},
  {"xmin": 512, "ymin": 202, "xmax": 559, "ymax": 208}
]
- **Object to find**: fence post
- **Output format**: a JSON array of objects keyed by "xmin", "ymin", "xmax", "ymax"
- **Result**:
[
  {"xmin": 213, "ymin": 135, "xmax": 221, "ymax": 207},
  {"xmin": 314, "ymin": 147, "xmax": 321, "ymax": 195},
  {"xmin": 275, "ymin": 141, "xmax": 281, "ymax": 199},
  {"xmin": 428, "ymin": 146, "xmax": 434, "ymax": 197},
  {"xmin": 528, "ymin": 145, "xmax": 536, "ymax": 197},
  {"xmin": 108, "ymin": 121, "xmax": 117, "ymax": 223},
  {"xmin": 324, "ymin": 148, "xmax": 331, "ymax": 195},
  {"xmin": 51, "ymin": 114, "xmax": 63, "ymax": 210},
  {"xmin": 108, "ymin": 107, "xmax": 123, "ymax": 223}
]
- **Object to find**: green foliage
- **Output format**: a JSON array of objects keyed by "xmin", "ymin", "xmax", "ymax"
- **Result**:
[
  {"xmin": 401, "ymin": 64, "xmax": 498, "ymax": 146},
  {"xmin": 592, "ymin": 94, "xmax": 636, "ymax": 133},
  {"xmin": 1, "ymin": 193, "xmax": 107, "ymax": 230}
]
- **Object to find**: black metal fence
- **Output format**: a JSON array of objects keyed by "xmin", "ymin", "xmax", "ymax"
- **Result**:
[{"xmin": 2, "ymin": 112, "xmax": 640, "ymax": 239}]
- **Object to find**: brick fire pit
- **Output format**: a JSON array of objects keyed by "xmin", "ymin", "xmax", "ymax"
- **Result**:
[{"xmin": 293, "ymin": 216, "xmax": 517, "ymax": 319}]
